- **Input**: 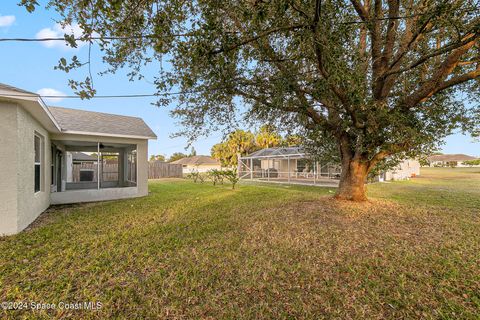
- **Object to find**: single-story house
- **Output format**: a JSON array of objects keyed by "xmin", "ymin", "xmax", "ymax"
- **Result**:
[
  {"xmin": 238, "ymin": 147, "xmax": 420, "ymax": 185},
  {"xmin": 427, "ymin": 154, "xmax": 479, "ymax": 167},
  {"xmin": 0, "ymin": 83, "xmax": 157, "ymax": 235},
  {"xmin": 171, "ymin": 155, "xmax": 222, "ymax": 174}
]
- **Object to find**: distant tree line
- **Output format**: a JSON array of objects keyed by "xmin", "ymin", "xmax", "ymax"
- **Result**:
[{"xmin": 150, "ymin": 147, "xmax": 197, "ymax": 163}]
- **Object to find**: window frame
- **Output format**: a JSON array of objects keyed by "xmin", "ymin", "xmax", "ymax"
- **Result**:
[{"xmin": 34, "ymin": 133, "xmax": 44, "ymax": 193}]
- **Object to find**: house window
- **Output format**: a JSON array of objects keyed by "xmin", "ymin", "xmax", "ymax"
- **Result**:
[{"xmin": 34, "ymin": 133, "xmax": 44, "ymax": 193}]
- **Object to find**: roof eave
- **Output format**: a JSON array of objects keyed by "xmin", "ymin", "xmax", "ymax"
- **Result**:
[
  {"xmin": 61, "ymin": 130, "xmax": 157, "ymax": 140},
  {"xmin": 0, "ymin": 92, "xmax": 62, "ymax": 133}
]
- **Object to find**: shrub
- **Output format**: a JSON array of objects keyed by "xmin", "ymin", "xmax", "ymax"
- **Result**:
[
  {"xmin": 221, "ymin": 169, "xmax": 240, "ymax": 190},
  {"xmin": 187, "ymin": 171, "xmax": 204, "ymax": 183},
  {"xmin": 207, "ymin": 169, "xmax": 224, "ymax": 185},
  {"xmin": 464, "ymin": 159, "xmax": 480, "ymax": 166}
]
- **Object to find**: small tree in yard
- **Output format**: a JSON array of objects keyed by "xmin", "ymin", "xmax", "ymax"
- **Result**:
[
  {"xmin": 24, "ymin": 0, "xmax": 480, "ymax": 201},
  {"xmin": 207, "ymin": 169, "xmax": 225, "ymax": 185},
  {"xmin": 187, "ymin": 171, "xmax": 204, "ymax": 183},
  {"xmin": 222, "ymin": 169, "xmax": 240, "ymax": 190}
]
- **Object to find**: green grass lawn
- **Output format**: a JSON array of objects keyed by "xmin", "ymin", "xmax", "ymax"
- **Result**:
[{"xmin": 1, "ymin": 168, "xmax": 479, "ymax": 319}]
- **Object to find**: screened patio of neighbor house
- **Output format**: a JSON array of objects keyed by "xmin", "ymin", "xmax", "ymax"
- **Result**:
[{"xmin": 238, "ymin": 147, "xmax": 341, "ymax": 187}]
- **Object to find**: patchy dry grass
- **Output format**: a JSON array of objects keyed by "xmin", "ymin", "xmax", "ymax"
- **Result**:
[{"xmin": 0, "ymin": 168, "xmax": 479, "ymax": 319}]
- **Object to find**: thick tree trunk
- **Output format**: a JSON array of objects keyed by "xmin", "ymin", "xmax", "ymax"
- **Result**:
[{"xmin": 335, "ymin": 159, "xmax": 369, "ymax": 201}]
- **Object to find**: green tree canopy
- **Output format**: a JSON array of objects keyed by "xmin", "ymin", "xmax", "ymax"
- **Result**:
[
  {"xmin": 211, "ymin": 130, "xmax": 257, "ymax": 166},
  {"xmin": 255, "ymin": 125, "xmax": 283, "ymax": 149},
  {"xmin": 149, "ymin": 154, "xmax": 166, "ymax": 162},
  {"xmin": 189, "ymin": 147, "xmax": 197, "ymax": 157},
  {"xmin": 22, "ymin": 0, "xmax": 480, "ymax": 201},
  {"xmin": 168, "ymin": 152, "xmax": 188, "ymax": 162},
  {"xmin": 211, "ymin": 126, "xmax": 301, "ymax": 166}
]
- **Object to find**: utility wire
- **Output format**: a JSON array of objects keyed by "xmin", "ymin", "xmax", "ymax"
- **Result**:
[
  {"xmin": 0, "ymin": 82, "xmax": 243, "ymax": 99},
  {"xmin": 2, "ymin": 93, "xmax": 162, "ymax": 99},
  {"xmin": 0, "ymin": 90, "xmax": 206, "ymax": 99}
]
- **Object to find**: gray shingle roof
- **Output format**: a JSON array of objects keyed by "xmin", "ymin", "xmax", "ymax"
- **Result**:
[
  {"xmin": 0, "ymin": 83, "xmax": 37, "ymax": 95},
  {"xmin": 71, "ymin": 152, "xmax": 97, "ymax": 162},
  {"xmin": 48, "ymin": 106, "xmax": 157, "ymax": 139}
]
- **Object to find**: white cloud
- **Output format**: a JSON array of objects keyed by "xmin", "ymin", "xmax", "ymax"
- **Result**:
[
  {"xmin": 36, "ymin": 23, "xmax": 86, "ymax": 50},
  {"xmin": 0, "ymin": 15, "xmax": 15, "ymax": 27},
  {"xmin": 37, "ymin": 88, "xmax": 66, "ymax": 103}
]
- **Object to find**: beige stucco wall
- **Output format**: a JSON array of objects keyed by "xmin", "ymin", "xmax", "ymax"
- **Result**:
[
  {"xmin": 0, "ymin": 103, "xmax": 19, "ymax": 235},
  {"xmin": 385, "ymin": 159, "xmax": 420, "ymax": 181},
  {"xmin": 182, "ymin": 164, "xmax": 221, "ymax": 173},
  {"xmin": 51, "ymin": 187, "xmax": 141, "ymax": 205},
  {"xmin": 16, "ymin": 106, "xmax": 52, "ymax": 233},
  {"xmin": 0, "ymin": 104, "xmax": 52, "ymax": 235}
]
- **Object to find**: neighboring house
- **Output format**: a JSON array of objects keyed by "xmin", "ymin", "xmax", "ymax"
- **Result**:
[
  {"xmin": 427, "ymin": 154, "xmax": 479, "ymax": 167},
  {"xmin": 377, "ymin": 159, "xmax": 421, "ymax": 182},
  {"xmin": 0, "ymin": 83, "xmax": 157, "ymax": 235},
  {"xmin": 71, "ymin": 151, "xmax": 97, "ymax": 163},
  {"xmin": 67, "ymin": 152, "xmax": 98, "ymax": 182},
  {"xmin": 171, "ymin": 155, "xmax": 222, "ymax": 174},
  {"xmin": 238, "ymin": 147, "xmax": 419, "ymax": 184}
]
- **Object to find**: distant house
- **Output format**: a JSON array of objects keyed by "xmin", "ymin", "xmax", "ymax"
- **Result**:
[
  {"xmin": 427, "ymin": 154, "xmax": 479, "ymax": 167},
  {"xmin": 67, "ymin": 152, "xmax": 98, "ymax": 183},
  {"xmin": 0, "ymin": 83, "xmax": 156, "ymax": 235},
  {"xmin": 71, "ymin": 152, "xmax": 97, "ymax": 163},
  {"xmin": 171, "ymin": 155, "xmax": 222, "ymax": 174}
]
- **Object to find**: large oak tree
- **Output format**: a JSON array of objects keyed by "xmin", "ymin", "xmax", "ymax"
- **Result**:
[{"xmin": 22, "ymin": 0, "xmax": 480, "ymax": 200}]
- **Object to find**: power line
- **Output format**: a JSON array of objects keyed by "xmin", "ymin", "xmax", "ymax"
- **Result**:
[
  {"xmin": 1, "ymin": 83, "xmax": 241, "ymax": 99},
  {"xmin": 2, "ymin": 91, "xmax": 191, "ymax": 99},
  {"xmin": 0, "ymin": 34, "xmax": 195, "ymax": 43}
]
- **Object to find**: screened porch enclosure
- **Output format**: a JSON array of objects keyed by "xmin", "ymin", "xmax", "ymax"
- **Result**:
[
  {"xmin": 51, "ymin": 140, "xmax": 137, "ymax": 192},
  {"xmin": 238, "ymin": 147, "xmax": 341, "ymax": 187}
]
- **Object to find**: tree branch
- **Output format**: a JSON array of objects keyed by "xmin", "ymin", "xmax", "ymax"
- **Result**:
[
  {"xmin": 384, "ymin": 31, "xmax": 480, "ymax": 77},
  {"xmin": 371, "ymin": 0, "xmax": 385, "ymax": 98},
  {"xmin": 402, "ymin": 35, "xmax": 479, "ymax": 108},
  {"xmin": 209, "ymin": 24, "xmax": 308, "ymax": 55},
  {"xmin": 350, "ymin": 0, "xmax": 370, "ymax": 22}
]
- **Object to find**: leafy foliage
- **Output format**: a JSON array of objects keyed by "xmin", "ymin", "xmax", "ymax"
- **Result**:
[
  {"xmin": 186, "ymin": 171, "xmax": 205, "ymax": 183},
  {"xmin": 168, "ymin": 152, "xmax": 187, "ymax": 163},
  {"xmin": 187, "ymin": 168, "xmax": 238, "ymax": 189},
  {"xmin": 255, "ymin": 125, "xmax": 283, "ymax": 149},
  {"xmin": 463, "ymin": 159, "xmax": 480, "ymax": 166},
  {"xmin": 149, "ymin": 154, "xmax": 166, "ymax": 162},
  {"xmin": 22, "ymin": 0, "xmax": 480, "ymax": 200},
  {"xmin": 221, "ymin": 169, "xmax": 240, "ymax": 190},
  {"xmin": 207, "ymin": 169, "xmax": 225, "ymax": 185},
  {"xmin": 211, "ymin": 130, "xmax": 257, "ymax": 166},
  {"xmin": 211, "ymin": 125, "xmax": 301, "ymax": 166}
]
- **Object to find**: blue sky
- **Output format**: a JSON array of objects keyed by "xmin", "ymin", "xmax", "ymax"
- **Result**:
[{"xmin": 0, "ymin": 3, "xmax": 479, "ymax": 158}]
